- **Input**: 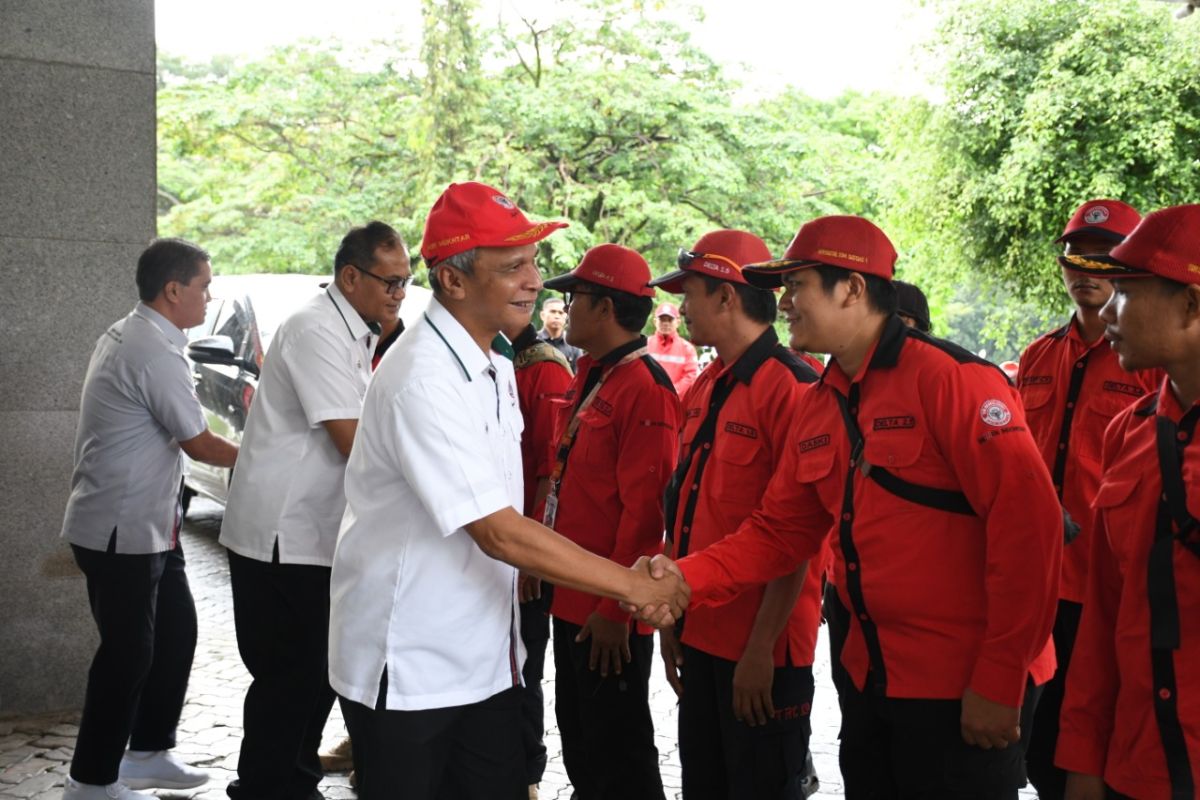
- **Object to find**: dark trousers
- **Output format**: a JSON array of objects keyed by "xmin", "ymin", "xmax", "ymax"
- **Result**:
[
  {"xmin": 339, "ymin": 673, "xmax": 525, "ymax": 800},
  {"xmin": 519, "ymin": 587, "xmax": 553, "ymax": 785},
  {"xmin": 226, "ymin": 549, "xmax": 335, "ymax": 800},
  {"xmin": 823, "ymin": 580, "xmax": 854, "ymax": 717},
  {"xmin": 678, "ymin": 645, "xmax": 815, "ymax": 800},
  {"xmin": 1025, "ymin": 599, "xmax": 1083, "ymax": 800},
  {"xmin": 70, "ymin": 539, "xmax": 197, "ymax": 785},
  {"xmin": 838, "ymin": 677, "xmax": 1042, "ymax": 800},
  {"xmin": 552, "ymin": 617, "xmax": 665, "ymax": 800}
]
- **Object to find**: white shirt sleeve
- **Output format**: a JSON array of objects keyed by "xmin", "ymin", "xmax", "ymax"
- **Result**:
[
  {"xmin": 280, "ymin": 324, "xmax": 366, "ymax": 426},
  {"xmin": 389, "ymin": 377, "xmax": 513, "ymax": 536},
  {"xmin": 139, "ymin": 351, "xmax": 207, "ymax": 443}
]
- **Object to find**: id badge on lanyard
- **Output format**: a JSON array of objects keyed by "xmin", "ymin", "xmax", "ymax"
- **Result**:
[{"xmin": 542, "ymin": 492, "xmax": 559, "ymax": 530}]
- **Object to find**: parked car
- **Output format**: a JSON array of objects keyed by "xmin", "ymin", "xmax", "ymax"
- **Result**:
[{"xmin": 183, "ymin": 273, "xmax": 432, "ymax": 509}]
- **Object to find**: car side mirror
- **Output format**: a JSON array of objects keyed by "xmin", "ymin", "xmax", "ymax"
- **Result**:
[{"xmin": 188, "ymin": 336, "xmax": 260, "ymax": 378}]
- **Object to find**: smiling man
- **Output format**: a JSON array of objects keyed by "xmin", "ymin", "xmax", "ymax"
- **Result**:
[
  {"xmin": 640, "ymin": 215, "xmax": 1062, "ymax": 799},
  {"xmin": 219, "ymin": 221, "xmax": 411, "ymax": 800},
  {"xmin": 1015, "ymin": 200, "xmax": 1162, "ymax": 799},
  {"xmin": 1055, "ymin": 204, "xmax": 1200, "ymax": 800},
  {"xmin": 327, "ymin": 183, "xmax": 689, "ymax": 800}
]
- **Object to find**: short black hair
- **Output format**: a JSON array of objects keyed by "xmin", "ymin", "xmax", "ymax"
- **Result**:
[
  {"xmin": 585, "ymin": 287, "xmax": 654, "ymax": 333},
  {"xmin": 697, "ymin": 275, "xmax": 777, "ymax": 324},
  {"xmin": 893, "ymin": 280, "xmax": 932, "ymax": 332},
  {"xmin": 136, "ymin": 238, "xmax": 209, "ymax": 302},
  {"xmin": 333, "ymin": 221, "xmax": 403, "ymax": 276},
  {"xmin": 813, "ymin": 264, "xmax": 897, "ymax": 316}
]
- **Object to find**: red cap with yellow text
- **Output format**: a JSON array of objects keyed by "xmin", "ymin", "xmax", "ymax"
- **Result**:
[
  {"xmin": 648, "ymin": 229, "xmax": 773, "ymax": 293},
  {"xmin": 1054, "ymin": 199, "xmax": 1141, "ymax": 245},
  {"xmin": 742, "ymin": 215, "xmax": 897, "ymax": 288},
  {"xmin": 420, "ymin": 182, "xmax": 567, "ymax": 266},
  {"xmin": 1059, "ymin": 205, "xmax": 1200, "ymax": 284},
  {"xmin": 543, "ymin": 243, "xmax": 655, "ymax": 297}
]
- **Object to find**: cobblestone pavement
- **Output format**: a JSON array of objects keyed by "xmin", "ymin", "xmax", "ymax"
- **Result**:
[{"xmin": 1, "ymin": 500, "xmax": 1037, "ymax": 799}]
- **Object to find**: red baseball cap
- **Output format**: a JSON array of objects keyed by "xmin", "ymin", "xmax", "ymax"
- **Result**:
[
  {"xmin": 1059, "ymin": 204, "xmax": 1200, "ymax": 284},
  {"xmin": 742, "ymin": 215, "xmax": 897, "ymax": 288},
  {"xmin": 420, "ymin": 182, "xmax": 568, "ymax": 266},
  {"xmin": 1054, "ymin": 199, "xmax": 1141, "ymax": 245},
  {"xmin": 543, "ymin": 243, "xmax": 655, "ymax": 297},
  {"xmin": 655, "ymin": 303, "xmax": 680, "ymax": 318},
  {"xmin": 648, "ymin": 229, "xmax": 773, "ymax": 293}
]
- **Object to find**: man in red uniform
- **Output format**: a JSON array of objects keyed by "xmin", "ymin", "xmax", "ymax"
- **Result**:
[
  {"xmin": 500, "ymin": 318, "xmax": 573, "ymax": 800},
  {"xmin": 1017, "ymin": 199, "xmax": 1161, "ymax": 799},
  {"xmin": 647, "ymin": 301, "xmax": 699, "ymax": 395},
  {"xmin": 647, "ymin": 229, "xmax": 826, "ymax": 799},
  {"xmin": 541, "ymin": 245, "xmax": 679, "ymax": 800},
  {"xmin": 639, "ymin": 215, "xmax": 1062, "ymax": 799},
  {"xmin": 1056, "ymin": 204, "xmax": 1200, "ymax": 800}
]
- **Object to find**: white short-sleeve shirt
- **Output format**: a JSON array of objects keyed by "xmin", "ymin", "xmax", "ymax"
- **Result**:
[
  {"xmin": 220, "ymin": 284, "xmax": 374, "ymax": 566},
  {"xmin": 61, "ymin": 304, "xmax": 208, "ymax": 554},
  {"xmin": 328, "ymin": 298, "xmax": 526, "ymax": 711}
]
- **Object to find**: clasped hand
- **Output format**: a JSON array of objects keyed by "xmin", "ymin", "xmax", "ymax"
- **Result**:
[{"xmin": 619, "ymin": 554, "xmax": 691, "ymax": 628}]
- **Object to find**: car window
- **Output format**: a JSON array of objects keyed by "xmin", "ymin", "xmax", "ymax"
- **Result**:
[
  {"xmin": 214, "ymin": 298, "xmax": 251, "ymax": 357},
  {"xmin": 251, "ymin": 284, "xmax": 324, "ymax": 351}
]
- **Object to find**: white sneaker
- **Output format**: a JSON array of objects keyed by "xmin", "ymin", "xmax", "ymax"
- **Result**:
[
  {"xmin": 118, "ymin": 750, "xmax": 209, "ymax": 790},
  {"xmin": 63, "ymin": 777, "xmax": 156, "ymax": 800}
]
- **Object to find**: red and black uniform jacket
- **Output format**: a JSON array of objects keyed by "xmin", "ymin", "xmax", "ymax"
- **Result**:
[
  {"xmin": 511, "ymin": 325, "xmax": 573, "ymax": 517},
  {"xmin": 668, "ymin": 327, "xmax": 829, "ymax": 666},
  {"xmin": 1019, "ymin": 316, "xmax": 1161, "ymax": 602},
  {"xmin": 548, "ymin": 336, "xmax": 680, "ymax": 631},
  {"xmin": 1057, "ymin": 381, "xmax": 1200, "ymax": 799},
  {"xmin": 678, "ymin": 315, "xmax": 1061, "ymax": 706}
]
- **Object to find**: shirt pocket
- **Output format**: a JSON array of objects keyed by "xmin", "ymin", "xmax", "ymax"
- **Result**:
[
  {"xmin": 715, "ymin": 432, "xmax": 766, "ymax": 503},
  {"xmin": 1093, "ymin": 475, "xmax": 1141, "ymax": 561},
  {"xmin": 1076, "ymin": 397, "xmax": 1135, "ymax": 463},
  {"xmin": 574, "ymin": 405, "xmax": 616, "ymax": 468},
  {"xmin": 795, "ymin": 437, "xmax": 840, "ymax": 511},
  {"xmin": 863, "ymin": 430, "xmax": 924, "ymax": 471}
]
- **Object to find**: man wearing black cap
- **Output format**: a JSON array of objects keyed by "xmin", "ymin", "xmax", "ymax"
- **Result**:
[
  {"xmin": 894, "ymin": 280, "xmax": 932, "ymax": 333},
  {"xmin": 541, "ymin": 244, "xmax": 679, "ymax": 800},
  {"xmin": 1015, "ymin": 199, "xmax": 1162, "ymax": 799},
  {"xmin": 649, "ymin": 230, "xmax": 825, "ymax": 799},
  {"xmin": 636, "ymin": 215, "xmax": 1062, "ymax": 799},
  {"xmin": 1056, "ymin": 204, "xmax": 1200, "ymax": 800}
]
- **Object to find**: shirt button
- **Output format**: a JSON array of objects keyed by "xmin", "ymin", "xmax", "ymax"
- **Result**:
[
  {"xmin": 848, "ymin": 563, "xmax": 858, "ymax": 572},
  {"xmin": 682, "ymin": 526, "xmax": 690, "ymax": 533},
  {"xmin": 1160, "ymin": 688, "xmax": 1173, "ymax": 701},
  {"xmin": 859, "ymin": 613, "xmax": 869, "ymax": 621},
  {"xmin": 1075, "ymin": 362, "xmax": 1085, "ymax": 369},
  {"xmin": 1067, "ymin": 402, "xmax": 1075, "ymax": 409},
  {"xmin": 1178, "ymin": 431, "xmax": 1189, "ymax": 442},
  {"xmin": 703, "ymin": 443, "xmax": 711, "ymax": 450},
  {"xmin": 1058, "ymin": 443, "xmax": 1067, "ymax": 450},
  {"xmin": 842, "ymin": 512, "xmax": 852, "ymax": 521},
  {"xmin": 692, "ymin": 483, "xmax": 700, "ymax": 491}
]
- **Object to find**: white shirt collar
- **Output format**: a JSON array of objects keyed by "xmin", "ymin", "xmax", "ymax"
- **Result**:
[
  {"xmin": 133, "ymin": 302, "xmax": 188, "ymax": 348},
  {"xmin": 327, "ymin": 282, "xmax": 373, "ymax": 343},
  {"xmin": 424, "ymin": 297, "xmax": 496, "ymax": 382}
]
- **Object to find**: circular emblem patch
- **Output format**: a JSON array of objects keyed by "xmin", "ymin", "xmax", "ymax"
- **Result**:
[
  {"xmin": 1083, "ymin": 206, "xmax": 1110, "ymax": 224},
  {"xmin": 980, "ymin": 399, "xmax": 1012, "ymax": 427},
  {"xmin": 493, "ymin": 194, "xmax": 515, "ymax": 209}
]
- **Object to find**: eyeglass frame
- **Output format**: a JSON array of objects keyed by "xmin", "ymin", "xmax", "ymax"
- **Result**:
[
  {"xmin": 563, "ymin": 289, "xmax": 606, "ymax": 309},
  {"xmin": 353, "ymin": 262, "xmax": 416, "ymax": 296}
]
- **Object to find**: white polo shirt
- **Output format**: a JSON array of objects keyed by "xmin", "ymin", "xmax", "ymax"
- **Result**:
[
  {"xmin": 220, "ymin": 283, "xmax": 373, "ymax": 566},
  {"xmin": 329, "ymin": 297, "xmax": 526, "ymax": 712},
  {"xmin": 61, "ymin": 304, "xmax": 208, "ymax": 554}
]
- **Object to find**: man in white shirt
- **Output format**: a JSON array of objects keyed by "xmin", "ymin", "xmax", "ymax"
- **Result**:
[
  {"xmin": 328, "ymin": 182, "xmax": 690, "ymax": 800},
  {"xmin": 219, "ymin": 222, "xmax": 412, "ymax": 800},
  {"xmin": 61, "ymin": 239, "xmax": 239, "ymax": 800}
]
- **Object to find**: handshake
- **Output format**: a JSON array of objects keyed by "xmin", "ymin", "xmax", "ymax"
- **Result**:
[{"xmin": 619, "ymin": 554, "xmax": 692, "ymax": 628}]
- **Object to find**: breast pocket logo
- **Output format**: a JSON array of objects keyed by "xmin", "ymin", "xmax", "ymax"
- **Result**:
[{"xmin": 979, "ymin": 399, "xmax": 1012, "ymax": 427}]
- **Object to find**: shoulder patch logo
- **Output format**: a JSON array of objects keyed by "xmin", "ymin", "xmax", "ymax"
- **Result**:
[
  {"xmin": 1084, "ymin": 206, "xmax": 1110, "ymax": 224},
  {"xmin": 980, "ymin": 399, "xmax": 1012, "ymax": 427}
]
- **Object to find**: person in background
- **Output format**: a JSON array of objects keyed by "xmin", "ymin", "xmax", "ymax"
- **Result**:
[
  {"xmin": 62, "ymin": 238, "xmax": 239, "ymax": 800},
  {"xmin": 647, "ymin": 301, "xmax": 699, "ymax": 396},
  {"xmin": 894, "ymin": 280, "xmax": 932, "ymax": 333},
  {"xmin": 537, "ymin": 296, "xmax": 582, "ymax": 370}
]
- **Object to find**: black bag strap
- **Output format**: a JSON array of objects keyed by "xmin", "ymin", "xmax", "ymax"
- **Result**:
[{"xmin": 833, "ymin": 392, "xmax": 976, "ymax": 517}]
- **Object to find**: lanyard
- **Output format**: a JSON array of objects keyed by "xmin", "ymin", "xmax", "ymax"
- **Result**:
[{"xmin": 542, "ymin": 346, "xmax": 646, "ymax": 527}]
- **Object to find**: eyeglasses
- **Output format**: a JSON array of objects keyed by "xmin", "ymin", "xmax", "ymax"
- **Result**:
[
  {"xmin": 354, "ymin": 265, "xmax": 413, "ymax": 295},
  {"xmin": 564, "ymin": 290, "xmax": 603, "ymax": 309},
  {"xmin": 677, "ymin": 249, "xmax": 744, "ymax": 274}
]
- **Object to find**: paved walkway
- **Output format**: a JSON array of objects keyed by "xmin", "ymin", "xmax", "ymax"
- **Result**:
[{"xmin": 1, "ymin": 500, "xmax": 1036, "ymax": 799}]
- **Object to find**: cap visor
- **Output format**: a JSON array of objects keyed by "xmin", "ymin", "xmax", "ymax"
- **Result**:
[
  {"xmin": 1057, "ymin": 254, "xmax": 1148, "ymax": 278},
  {"xmin": 741, "ymin": 259, "xmax": 824, "ymax": 288},
  {"xmin": 1054, "ymin": 227, "xmax": 1127, "ymax": 245},
  {"xmin": 647, "ymin": 269, "xmax": 688, "ymax": 294},
  {"xmin": 542, "ymin": 272, "xmax": 584, "ymax": 292}
]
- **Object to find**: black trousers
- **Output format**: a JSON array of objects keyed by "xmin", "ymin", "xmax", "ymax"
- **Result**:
[
  {"xmin": 70, "ymin": 539, "xmax": 197, "ymax": 785},
  {"xmin": 552, "ymin": 617, "xmax": 665, "ymax": 800},
  {"xmin": 678, "ymin": 644, "xmax": 815, "ymax": 800},
  {"xmin": 518, "ymin": 587, "xmax": 553, "ymax": 785},
  {"xmin": 1025, "ymin": 598, "xmax": 1083, "ymax": 800},
  {"xmin": 339, "ymin": 673, "xmax": 525, "ymax": 800},
  {"xmin": 226, "ymin": 549, "xmax": 335, "ymax": 800},
  {"xmin": 838, "ymin": 677, "xmax": 1042, "ymax": 800}
]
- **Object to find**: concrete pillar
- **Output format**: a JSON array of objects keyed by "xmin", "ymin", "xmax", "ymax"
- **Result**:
[{"xmin": 0, "ymin": 0, "xmax": 157, "ymax": 712}]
